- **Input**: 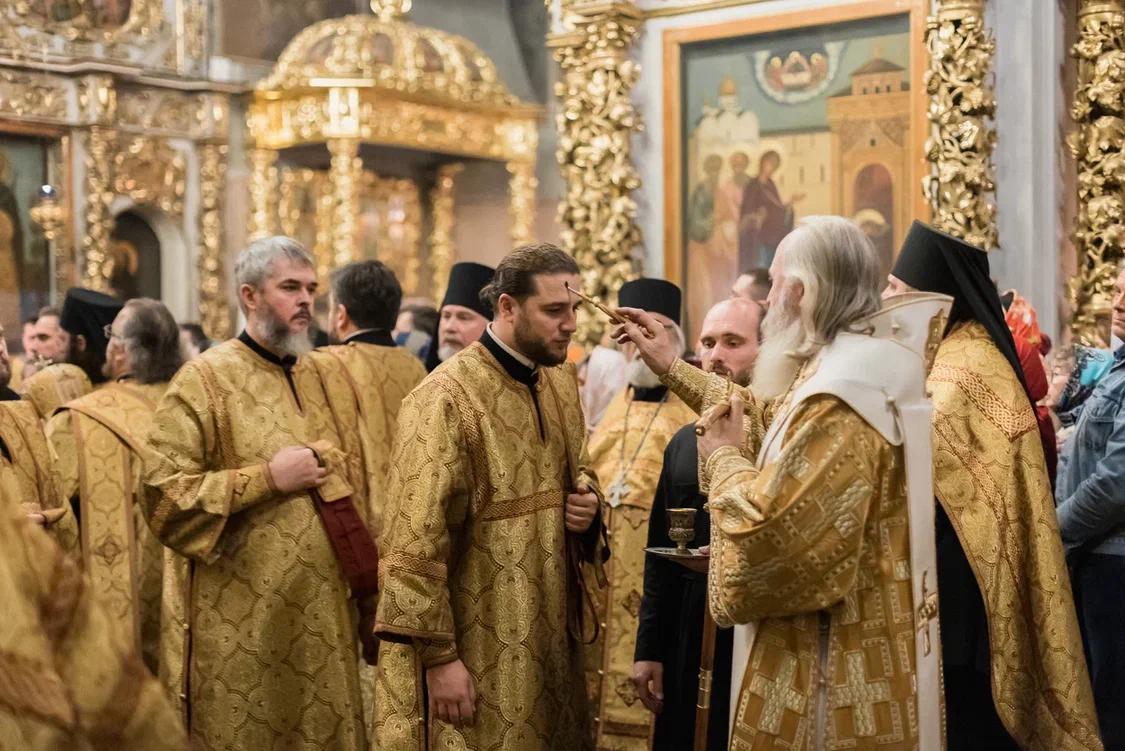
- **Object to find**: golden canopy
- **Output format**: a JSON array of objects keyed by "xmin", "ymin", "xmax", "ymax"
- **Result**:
[{"xmin": 246, "ymin": 0, "xmax": 541, "ymax": 300}]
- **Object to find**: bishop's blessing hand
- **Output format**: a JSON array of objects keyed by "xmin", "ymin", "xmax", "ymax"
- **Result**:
[{"xmin": 268, "ymin": 445, "xmax": 328, "ymax": 495}]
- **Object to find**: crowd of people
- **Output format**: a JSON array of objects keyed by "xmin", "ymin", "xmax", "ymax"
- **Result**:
[{"xmin": 0, "ymin": 217, "xmax": 1121, "ymax": 751}]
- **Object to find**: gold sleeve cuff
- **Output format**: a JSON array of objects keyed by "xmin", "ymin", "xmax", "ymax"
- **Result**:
[
  {"xmin": 416, "ymin": 639, "xmax": 459, "ymax": 668},
  {"xmin": 704, "ymin": 445, "xmax": 752, "ymax": 491},
  {"xmin": 660, "ymin": 358, "xmax": 715, "ymax": 415},
  {"xmin": 229, "ymin": 463, "xmax": 276, "ymax": 515}
]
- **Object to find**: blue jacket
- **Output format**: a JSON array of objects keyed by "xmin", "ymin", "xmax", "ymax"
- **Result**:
[{"xmin": 1057, "ymin": 346, "xmax": 1125, "ymax": 555}]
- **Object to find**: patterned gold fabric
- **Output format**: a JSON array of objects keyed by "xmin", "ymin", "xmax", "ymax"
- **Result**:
[
  {"xmin": 0, "ymin": 400, "xmax": 79, "ymax": 555},
  {"xmin": 584, "ymin": 388, "xmax": 695, "ymax": 749},
  {"xmin": 703, "ymin": 395, "xmax": 919, "ymax": 750},
  {"xmin": 374, "ymin": 342, "xmax": 602, "ymax": 750},
  {"xmin": 46, "ymin": 381, "xmax": 169, "ymax": 673},
  {"xmin": 0, "ymin": 494, "xmax": 186, "ymax": 749},
  {"xmin": 20, "ymin": 363, "xmax": 93, "ymax": 421},
  {"xmin": 306, "ymin": 342, "xmax": 426, "ymax": 536},
  {"xmin": 930, "ymin": 322, "xmax": 1101, "ymax": 750},
  {"xmin": 141, "ymin": 339, "xmax": 366, "ymax": 750}
]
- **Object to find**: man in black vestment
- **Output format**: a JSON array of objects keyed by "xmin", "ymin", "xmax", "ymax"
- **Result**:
[{"xmin": 633, "ymin": 296, "xmax": 761, "ymax": 750}]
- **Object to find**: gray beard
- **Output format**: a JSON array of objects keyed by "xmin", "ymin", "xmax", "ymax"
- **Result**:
[
  {"xmin": 750, "ymin": 304, "xmax": 807, "ymax": 402},
  {"xmin": 437, "ymin": 343, "xmax": 460, "ymax": 362},
  {"xmin": 261, "ymin": 309, "xmax": 312, "ymax": 358},
  {"xmin": 626, "ymin": 357, "xmax": 662, "ymax": 389}
]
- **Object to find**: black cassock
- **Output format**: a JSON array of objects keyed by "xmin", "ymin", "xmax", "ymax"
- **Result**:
[{"xmin": 635, "ymin": 424, "xmax": 732, "ymax": 751}]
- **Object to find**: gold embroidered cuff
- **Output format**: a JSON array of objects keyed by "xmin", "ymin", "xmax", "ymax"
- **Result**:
[
  {"xmin": 229, "ymin": 463, "xmax": 276, "ymax": 515},
  {"xmin": 704, "ymin": 445, "xmax": 745, "ymax": 485},
  {"xmin": 416, "ymin": 639, "xmax": 459, "ymax": 668}
]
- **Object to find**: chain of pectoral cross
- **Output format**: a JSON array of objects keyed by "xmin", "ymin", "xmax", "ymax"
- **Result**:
[{"xmin": 606, "ymin": 391, "xmax": 667, "ymax": 508}]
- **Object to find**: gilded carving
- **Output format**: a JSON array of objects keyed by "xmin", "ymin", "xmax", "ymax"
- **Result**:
[
  {"xmin": 430, "ymin": 162, "xmax": 462, "ymax": 303},
  {"xmin": 248, "ymin": 148, "xmax": 279, "ymax": 241},
  {"xmin": 115, "ymin": 89, "xmax": 196, "ymax": 137},
  {"xmin": 197, "ymin": 143, "xmax": 230, "ymax": 339},
  {"xmin": 549, "ymin": 0, "xmax": 644, "ymax": 348},
  {"xmin": 112, "ymin": 137, "xmax": 187, "ymax": 217},
  {"xmin": 1069, "ymin": 0, "xmax": 1125, "ymax": 345},
  {"xmin": 923, "ymin": 0, "xmax": 998, "ymax": 250},
  {"xmin": 0, "ymin": 70, "xmax": 68, "ymax": 122},
  {"xmin": 507, "ymin": 160, "xmax": 537, "ymax": 249},
  {"xmin": 6, "ymin": 0, "xmax": 164, "ymax": 44},
  {"xmin": 328, "ymin": 138, "xmax": 361, "ymax": 268},
  {"xmin": 80, "ymin": 126, "xmax": 116, "ymax": 291}
]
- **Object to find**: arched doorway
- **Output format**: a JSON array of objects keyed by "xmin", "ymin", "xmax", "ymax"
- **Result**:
[
  {"xmin": 852, "ymin": 163, "xmax": 895, "ymax": 275},
  {"xmin": 108, "ymin": 211, "xmax": 161, "ymax": 300}
]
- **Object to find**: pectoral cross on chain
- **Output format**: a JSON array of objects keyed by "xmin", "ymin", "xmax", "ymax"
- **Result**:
[
  {"xmin": 607, "ymin": 478, "xmax": 631, "ymax": 508},
  {"xmin": 917, "ymin": 570, "xmax": 939, "ymax": 656}
]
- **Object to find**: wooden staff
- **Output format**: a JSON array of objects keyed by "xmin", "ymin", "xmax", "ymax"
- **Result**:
[{"xmin": 694, "ymin": 606, "xmax": 717, "ymax": 751}]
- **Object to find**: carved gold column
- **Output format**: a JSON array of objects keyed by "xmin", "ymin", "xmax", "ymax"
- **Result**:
[
  {"xmin": 507, "ymin": 159, "xmax": 537, "ymax": 248},
  {"xmin": 248, "ymin": 148, "xmax": 279, "ymax": 241},
  {"xmin": 328, "ymin": 138, "xmax": 362, "ymax": 269},
  {"xmin": 80, "ymin": 125, "xmax": 116, "ymax": 291},
  {"xmin": 197, "ymin": 143, "xmax": 231, "ymax": 339},
  {"xmin": 549, "ymin": 0, "xmax": 644, "ymax": 349},
  {"xmin": 1069, "ymin": 0, "xmax": 1125, "ymax": 345},
  {"xmin": 923, "ymin": 0, "xmax": 998, "ymax": 249},
  {"xmin": 430, "ymin": 162, "xmax": 463, "ymax": 302}
]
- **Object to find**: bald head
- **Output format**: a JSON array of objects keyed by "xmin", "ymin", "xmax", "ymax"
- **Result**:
[{"xmin": 698, "ymin": 297, "xmax": 761, "ymax": 386}]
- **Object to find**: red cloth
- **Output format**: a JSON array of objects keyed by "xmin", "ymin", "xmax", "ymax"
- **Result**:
[{"xmin": 1014, "ymin": 336, "xmax": 1057, "ymax": 490}]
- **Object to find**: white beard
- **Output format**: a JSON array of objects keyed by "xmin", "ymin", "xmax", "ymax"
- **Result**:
[
  {"xmin": 750, "ymin": 303, "xmax": 807, "ymax": 402},
  {"xmin": 626, "ymin": 356, "xmax": 662, "ymax": 389},
  {"xmin": 438, "ymin": 343, "xmax": 460, "ymax": 362}
]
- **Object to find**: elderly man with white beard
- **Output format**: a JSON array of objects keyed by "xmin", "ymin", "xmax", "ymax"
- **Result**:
[
  {"xmin": 584, "ymin": 278, "xmax": 697, "ymax": 749},
  {"xmin": 614, "ymin": 215, "xmax": 951, "ymax": 750}
]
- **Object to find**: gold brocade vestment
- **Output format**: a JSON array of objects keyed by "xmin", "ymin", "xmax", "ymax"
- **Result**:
[
  {"xmin": 0, "ymin": 400, "xmax": 79, "ymax": 554},
  {"xmin": 142, "ymin": 338, "xmax": 366, "ymax": 750},
  {"xmin": 0, "ymin": 507, "xmax": 186, "ymax": 750},
  {"xmin": 306, "ymin": 340, "xmax": 426, "ymax": 536},
  {"xmin": 20, "ymin": 363, "xmax": 93, "ymax": 421},
  {"xmin": 585, "ymin": 388, "xmax": 695, "ymax": 749},
  {"xmin": 929, "ymin": 322, "xmax": 1101, "ymax": 750},
  {"xmin": 663, "ymin": 360, "xmax": 920, "ymax": 749},
  {"xmin": 374, "ymin": 341, "xmax": 603, "ymax": 750},
  {"xmin": 46, "ymin": 380, "xmax": 169, "ymax": 672}
]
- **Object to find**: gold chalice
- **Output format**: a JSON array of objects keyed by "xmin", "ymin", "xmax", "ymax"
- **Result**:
[{"xmin": 667, "ymin": 507, "xmax": 697, "ymax": 555}]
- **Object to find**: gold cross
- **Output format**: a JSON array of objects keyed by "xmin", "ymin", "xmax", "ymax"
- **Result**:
[
  {"xmin": 749, "ymin": 653, "xmax": 805, "ymax": 735},
  {"xmin": 916, "ymin": 570, "xmax": 939, "ymax": 656},
  {"xmin": 831, "ymin": 651, "xmax": 891, "ymax": 737}
]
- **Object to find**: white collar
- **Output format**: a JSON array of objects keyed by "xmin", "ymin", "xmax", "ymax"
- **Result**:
[{"xmin": 486, "ymin": 324, "xmax": 537, "ymax": 370}]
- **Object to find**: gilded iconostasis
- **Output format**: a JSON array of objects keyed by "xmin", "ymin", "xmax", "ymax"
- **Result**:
[{"xmin": 0, "ymin": 0, "xmax": 1116, "ymax": 350}]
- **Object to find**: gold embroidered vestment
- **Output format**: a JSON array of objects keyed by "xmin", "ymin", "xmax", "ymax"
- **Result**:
[
  {"xmin": 929, "ymin": 322, "xmax": 1101, "ymax": 750},
  {"xmin": 585, "ymin": 388, "xmax": 695, "ymax": 748},
  {"xmin": 374, "ymin": 342, "xmax": 602, "ymax": 750},
  {"xmin": 142, "ymin": 339, "xmax": 367, "ymax": 750},
  {"xmin": 20, "ymin": 363, "xmax": 93, "ymax": 421},
  {"xmin": 0, "ymin": 400, "xmax": 79, "ymax": 554},
  {"xmin": 663, "ymin": 360, "xmax": 919, "ymax": 749},
  {"xmin": 46, "ymin": 380, "xmax": 169, "ymax": 672},
  {"xmin": 0, "ymin": 508, "xmax": 185, "ymax": 750}
]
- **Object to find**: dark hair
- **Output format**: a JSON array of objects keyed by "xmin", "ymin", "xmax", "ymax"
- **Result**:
[
  {"xmin": 332, "ymin": 260, "xmax": 402, "ymax": 331},
  {"xmin": 23, "ymin": 315, "xmax": 38, "ymax": 326},
  {"xmin": 178, "ymin": 322, "xmax": 211, "ymax": 353},
  {"xmin": 123, "ymin": 299, "xmax": 184, "ymax": 384},
  {"xmin": 759, "ymin": 150, "xmax": 781, "ymax": 169},
  {"xmin": 403, "ymin": 304, "xmax": 438, "ymax": 334},
  {"xmin": 37, "ymin": 305, "xmax": 60, "ymax": 320},
  {"xmin": 480, "ymin": 242, "xmax": 579, "ymax": 310}
]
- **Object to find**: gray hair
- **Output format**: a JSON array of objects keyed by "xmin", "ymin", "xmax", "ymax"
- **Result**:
[
  {"xmin": 120, "ymin": 298, "xmax": 184, "ymax": 384},
  {"xmin": 783, "ymin": 215, "xmax": 882, "ymax": 354},
  {"xmin": 234, "ymin": 236, "xmax": 315, "ymax": 310}
]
